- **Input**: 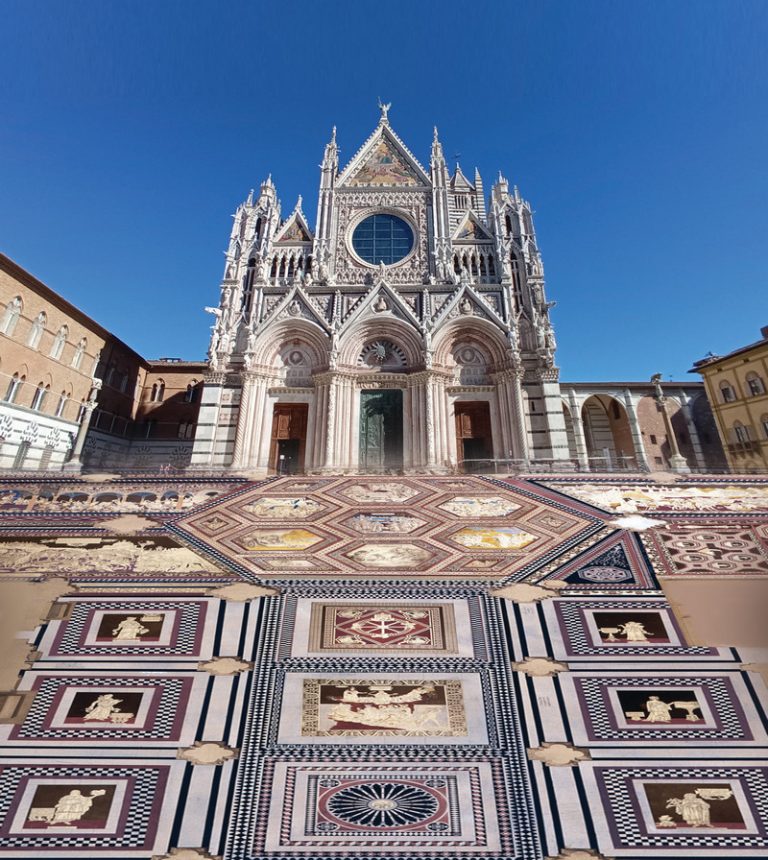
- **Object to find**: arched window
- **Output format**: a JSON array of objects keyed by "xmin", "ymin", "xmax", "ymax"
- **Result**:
[
  {"xmin": 71, "ymin": 338, "xmax": 87, "ymax": 370},
  {"xmin": 761, "ymin": 414, "xmax": 768, "ymax": 439},
  {"xmin": 185, "ymin": 381, "xmax": 198, "ymax": 403},
  {"xmin": 55, "ymin": 391, "xmax": 69, "ymax": 418},
  {"xmin": 31, "ymin": 382, "xmax": 49, "ymax": 411},
  {"xmin": 0, "ymin": 297, "xmax": 22, "ymax": 336},
  {"xmin": 746, "ymin": 373, "xmax": 765, "ymax": 396},
  {"xmin": 27, "ymin": 312, "xmax": 46, "ymax": 349},
  {"xmin": 505, "ymin": 214, "xmax": 513, "ymax": 236},
  {"xmin": 151, "ymin": 380, "xmax": 165, "ymax": 402},
  {"xmin": 733, "ymin": 422, "xmax": 751, "ymax": 443},
  {"xmin": 719, "ymin": 380, "xmax": 736, "ymax": 403},
  {"xmin": 49, "ymin": 325, "xmax": 68, "ymax": 360},
  {"xmin": 3, "ymin": 373, "xmax": 24, "ymax": 403}
]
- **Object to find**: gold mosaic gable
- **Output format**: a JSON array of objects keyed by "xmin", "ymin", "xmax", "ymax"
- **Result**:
[
  {"xmin": 347, "ymin": 137, "xmax": 420, "ymax": 187},
  {"xmin": 277, "ymin": 217, "xmax": 311, "ymax": 242}
]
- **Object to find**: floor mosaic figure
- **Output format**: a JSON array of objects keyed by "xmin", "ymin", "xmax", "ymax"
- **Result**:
[{"xmin": 0, "ymin": 473, "xmax": 765, "ymax": 859}]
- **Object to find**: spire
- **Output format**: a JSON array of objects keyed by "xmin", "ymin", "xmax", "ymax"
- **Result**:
[
  {"xmin": 295, "ymin": 194, "xmax": 303, "ymax": 212},
  {"xmin": 322, "ymin": 126, "xmax": 339, "ymax": 171},
  {"xmin": 246, "ymin": 188, "xmax": 254, "ymax": 206},
  {"xmin": 259, "ymin": 175, "xmax": 276, "ymax": 202},
  {"xmin": 430, "ymin": 126, "xmax": 445, "ymax": 167}
]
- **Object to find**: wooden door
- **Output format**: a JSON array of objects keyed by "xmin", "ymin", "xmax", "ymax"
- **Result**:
[
  {"xmin": 455, "ymin": 401, "xmax": 492, "ymax": 471},
  {"xmin": 269, "ymin": 404, "xmax": 308, "ymax": 473}
]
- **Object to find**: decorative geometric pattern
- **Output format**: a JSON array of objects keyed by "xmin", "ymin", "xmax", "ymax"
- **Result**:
[
  {"xmin": 531, "ymin": 530, "xmax": 659, "ymax": 590},
  {"xmin": 258, "ymin": 761, "xmax": 508, "ymax": 853},
  {"xmin": 0, "ymin": 473, "xmax": 767, "ymax": 860},
  {"xmin": 642, "ymin": 520, "xmax": 768, "ymax": 577},
  {"xmin": 173, "ymin": 475, "xmax": 604, "ymax": 579}
]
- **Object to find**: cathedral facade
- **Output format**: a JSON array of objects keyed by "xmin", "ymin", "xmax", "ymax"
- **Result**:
[{"xmin": 192, "ymin": 107, "xmax": 568, "ymax": 473}]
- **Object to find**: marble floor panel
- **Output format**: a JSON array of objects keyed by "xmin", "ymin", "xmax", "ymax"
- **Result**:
[{"xmin": 0, "ymin": 473, "xmax": 765, "ymax": 859}]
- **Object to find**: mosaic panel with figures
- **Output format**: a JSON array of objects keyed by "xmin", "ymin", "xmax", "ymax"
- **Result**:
[
  {"xmin": 582, "ymin": 763, "xmax": 768, "ymax": 852},
  {"xmin": 538, "ymin": 478, "xmax": 768, "ymax": 514}
]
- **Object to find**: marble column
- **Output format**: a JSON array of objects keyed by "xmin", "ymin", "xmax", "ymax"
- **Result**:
[
  {"xmin": 510, "ymin": 370, "xmax": 530, "ymax": 463},
  {"xmin": 679, "ymin": 392, "xmax": 706, "ymax": 471},
  {"xmin": 63, "ymin": 380, "xmax": 102, "ymax": 471},
  {"xmin": 230, "ymin": 372, "xmax": 257, "ymax": 469},
  {"xmin": 566, "ymin": 389, "xmax": 590, "ymax": 470},
  {"xmin": 622, "ymin": 389, "xmax": 650, "ymax": 471},
  {"xmin": 658, "ymin": 398, "xmax": 691, "ymax": 474}
]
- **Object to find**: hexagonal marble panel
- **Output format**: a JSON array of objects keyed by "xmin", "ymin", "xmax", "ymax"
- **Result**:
[
  {"xmin": 338, "ymin": 511, "xmax": 428, "ymax": 536},
  {"xmin": 449, "ymin": 526, "xmax": 538, "ymax": 550},
  {"xmin": 240, "ymin": 496, "xmax": 324, "ymax": 518},
  {"xmin": 337, "ymin": 482, "xmax": 420, "ymax": 505},
  {"xmin": 437, "ymin": 496, "xmax": 522, "ymax": 518},
  {"xmin": 234, "ymin": 527, "xmax": 324, "ymax": 552}
]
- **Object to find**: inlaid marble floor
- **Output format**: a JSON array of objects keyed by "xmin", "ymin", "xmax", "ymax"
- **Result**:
[{"xmin": 0, "ymin": 473, "xmax": 766, "ymax": 859}]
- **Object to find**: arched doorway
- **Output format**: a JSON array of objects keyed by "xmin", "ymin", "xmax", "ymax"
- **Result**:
[{"xmin": 359, "ymin": 389, "xmax": 404, "ymax": 471}]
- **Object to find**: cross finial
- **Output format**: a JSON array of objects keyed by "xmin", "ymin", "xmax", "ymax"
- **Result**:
[{"xmin": 377, "ymin": 98, "xmax": 392, "ymax": 122}]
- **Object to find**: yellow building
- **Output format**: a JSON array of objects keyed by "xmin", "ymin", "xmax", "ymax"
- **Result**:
[{"xmin": 692, "ymin": 326, "xmax": 768, "ymax": 472}]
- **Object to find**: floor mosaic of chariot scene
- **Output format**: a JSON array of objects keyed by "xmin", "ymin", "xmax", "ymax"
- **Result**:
[{"xmin": 0, "ymin": 470, "xmax": 766, "ymax": 860}]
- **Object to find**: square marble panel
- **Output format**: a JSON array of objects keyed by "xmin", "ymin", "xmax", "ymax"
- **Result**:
[
  {"xmin": 287, "ymin": 598, "xmax": 477, "ymax": 659},
  {"xmin": 560, "ymin": 671, "xmax": 766, "ymax": 746},
  {"xmin": 261, "ymin": 761, "xmax": 503, "ymax": 853},
  {"xmin": 580, "ymin": 760, "xmax": 768, "ymax": 855},
  {"xmin": 277, "ymin": 672, "xmax": 488, "ymax": 745}
]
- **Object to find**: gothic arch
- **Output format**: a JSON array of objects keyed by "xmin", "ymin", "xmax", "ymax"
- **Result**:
[
  {"xmin": 253, "ymin": 320, "xmax": 329, "ymax": 369},
  {"xmin": 432, "ymin": 318, "xmax": 508, "ymax": 368},
  {"xmin": 339, "ymin": 319, "xmax": 422, "ymax": 369},
  {"xmin": 581, "ymin": 394, "xmax": 634, "ymax": 468}
]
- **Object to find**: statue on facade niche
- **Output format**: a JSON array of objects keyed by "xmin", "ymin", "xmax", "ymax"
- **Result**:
[
  {"xmin": 459, "ymin": 297, "xmax": 473, "ymax": 315},
  {"xmin": 373, "ymin": 294, "xmax": 388, "ymax": 312}
]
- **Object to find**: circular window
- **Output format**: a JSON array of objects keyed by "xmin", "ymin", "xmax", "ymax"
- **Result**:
[{"xmin": 351, "ymin": 213, "xmax": 414, "ymax": 266}]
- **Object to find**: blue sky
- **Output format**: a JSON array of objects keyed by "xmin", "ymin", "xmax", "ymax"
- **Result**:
[{"xmin": 1, "ymin": 0, "xmax": 766, "ymax": 380}]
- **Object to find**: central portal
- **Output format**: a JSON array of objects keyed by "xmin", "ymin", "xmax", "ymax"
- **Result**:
[{"xmin": 359, "ymin": 389, "xmax": 404, "ymax": 471}]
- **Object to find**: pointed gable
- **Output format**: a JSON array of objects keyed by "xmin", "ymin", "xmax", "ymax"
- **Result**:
[
  {"xmin": 338, "ymin": 123, "xmax": 430, "ymax": 189},
  {"xmin": 274, "ymin": 210, "xmax": 313, "ymax": 244},
  {"xmin": 452, "ymin": 212, "xmax": 493, "ymax": 242},
  {"xmin": 347, "ymin": 137, "xmax": 420, "ymax": 187}
]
